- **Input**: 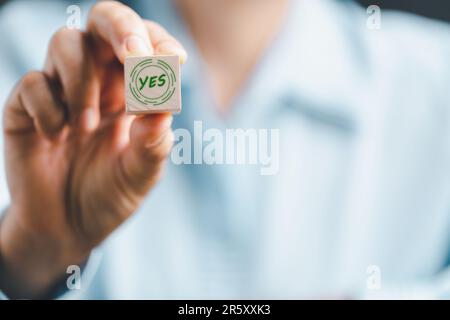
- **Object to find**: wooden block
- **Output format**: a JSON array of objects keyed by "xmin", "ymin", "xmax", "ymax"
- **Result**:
[{"xmin": 125, "ymin": 55, "xmax": 181, "ymax": 114}]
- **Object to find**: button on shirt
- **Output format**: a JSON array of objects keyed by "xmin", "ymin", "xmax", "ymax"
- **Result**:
[{"xmin": 1, "ymin": 0, "xmax": 450, "ymax": 299}]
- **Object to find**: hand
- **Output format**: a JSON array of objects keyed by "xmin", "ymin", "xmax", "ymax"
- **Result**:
[{"xmin": 0, "ymin": 1, "xmax": 187, "ymax": 298}]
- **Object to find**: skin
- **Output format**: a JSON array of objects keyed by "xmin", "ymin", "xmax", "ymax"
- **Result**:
[
  {"xmin": 178, "ymin": 0, "xmax": 289, "ymax": 111},
  {"xmin": 0, "ymin": 0, "xmax": 288, "ymax": 298}
]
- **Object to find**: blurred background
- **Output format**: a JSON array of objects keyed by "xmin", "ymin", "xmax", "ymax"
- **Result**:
[{"xmin": 0, "ymin": 0, "xmax": 450, "ymax": 23}]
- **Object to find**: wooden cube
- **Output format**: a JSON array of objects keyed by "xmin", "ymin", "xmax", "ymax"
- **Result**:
[{"xmin": 125, "ymin": 55, "xmax": 181, "ymax": 114}]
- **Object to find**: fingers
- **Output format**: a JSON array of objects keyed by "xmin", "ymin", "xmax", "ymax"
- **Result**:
[
  {"xmin": 3, "ymin": 71, "xmax": 66, "ymax": 140},
  {"xmin": 118, "ymin": 113, "xmax": 174, "ymax": 195},
  {"xmin": 145, "ymin": 21, "xmax": 188, "ymax": 64},
  {"xmin": 88, "ymin": 1, "xmax": 187, "ymax": 63},
  {"xmin": 45, "ymin": 28, "xmax": 101, "ymax": 132},
  {"xmin": 5, "ymin": 1, "xmax": 187, "ymax": 141},
  {"xmin": 42, "ymin": 1, "xmax": 187, "ymax": 130},
  {"xmin": 88, "ymin": 1, "xmax": 153, "ymax": 63}
]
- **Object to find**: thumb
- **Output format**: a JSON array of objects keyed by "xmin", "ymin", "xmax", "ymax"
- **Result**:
[{"xmin": 118, "ymin": 113, "xmax": 174, "ymax": 196}]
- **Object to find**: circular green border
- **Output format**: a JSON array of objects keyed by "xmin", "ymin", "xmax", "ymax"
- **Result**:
[{"xmin": 129, "ymin": 58, "xmax": 176, "ymax": 106}]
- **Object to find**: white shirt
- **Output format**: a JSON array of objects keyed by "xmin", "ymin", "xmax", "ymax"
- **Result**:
[{"xmin": 1, "ymin": 0, "xmax": 450, "ymax": 299}]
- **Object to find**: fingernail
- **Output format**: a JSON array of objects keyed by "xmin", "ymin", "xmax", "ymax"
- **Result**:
[
  {"xmin": 157, "ymin": 43, "xmax": 188, "ymax": 63},
  {"xmin": 81, "ymin": 108, "xmax": 98, "ymax": 132},
  {"xmin": 124, "ymin": 35, "xmax": 152, "ymax": 56}
]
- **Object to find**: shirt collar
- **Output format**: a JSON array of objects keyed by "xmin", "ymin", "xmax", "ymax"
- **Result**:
[{"xmin": 245, "ymin": 0, "xmax": 364, "ymax": 130}]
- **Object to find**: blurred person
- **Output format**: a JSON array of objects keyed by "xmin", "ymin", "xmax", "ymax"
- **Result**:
[{"xmin": 0, "ymin": 0, "xmax": 449, "ymax": 299}]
